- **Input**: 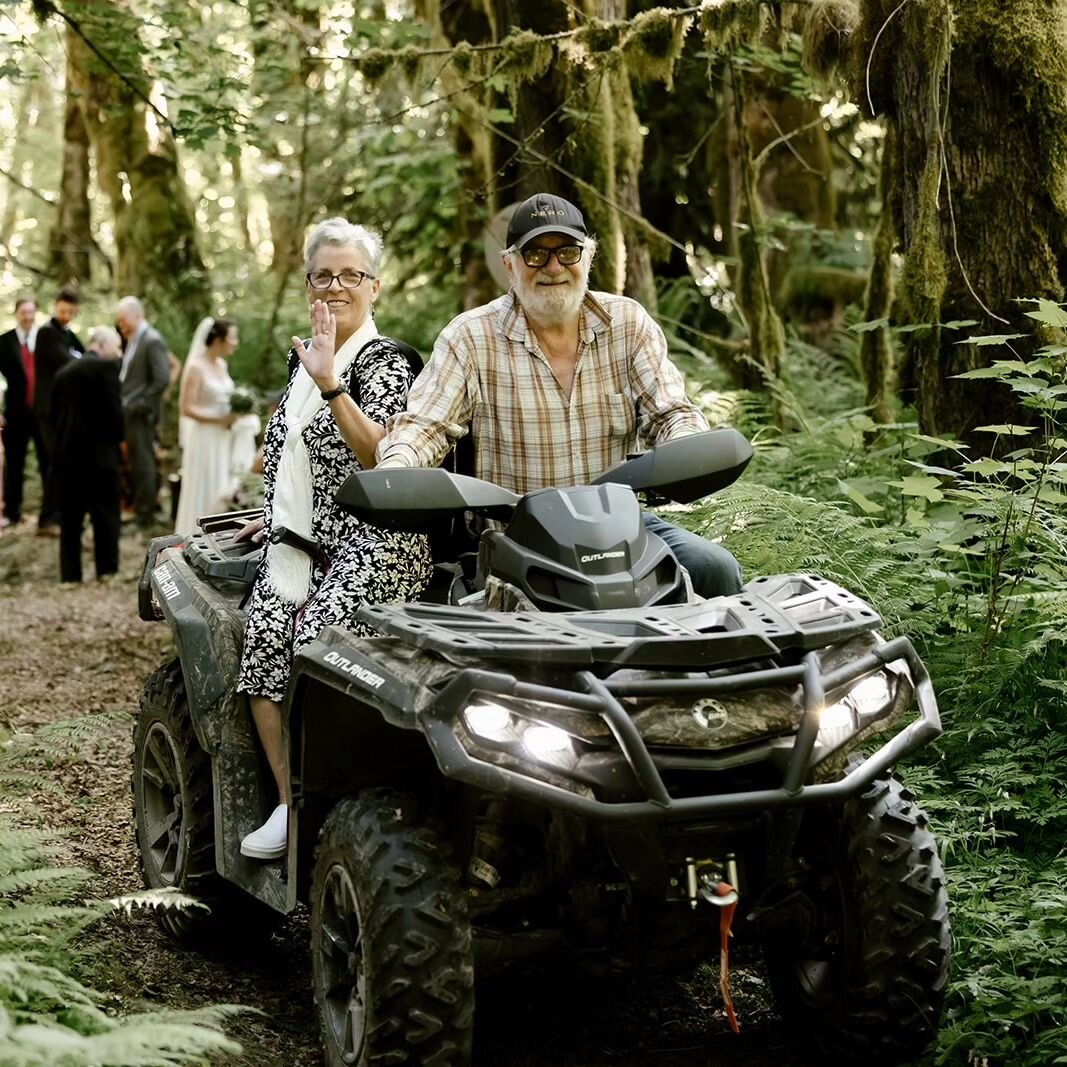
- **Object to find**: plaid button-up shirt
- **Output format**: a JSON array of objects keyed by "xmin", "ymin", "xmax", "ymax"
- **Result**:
[{"xmin": 376, "ymin": 289, "xmax": 709, "ymax": 494}]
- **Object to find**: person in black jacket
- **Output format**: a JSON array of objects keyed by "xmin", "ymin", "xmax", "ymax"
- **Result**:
[
  {"xmin": 0, "ymin": 295, "xmax": 40, "ymax": 527},
  {"xmin": 52, "ymin": 326, "xmax": 124, "ymax": 583},
  {"xmin": 34, "ymin": 287, "xmax": 84, "ymax": 534}
]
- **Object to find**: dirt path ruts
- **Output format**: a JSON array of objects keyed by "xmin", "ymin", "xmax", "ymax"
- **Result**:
[{"xmin": 0, "ymin": 523, "xmax": 802, "ymax": 1066}]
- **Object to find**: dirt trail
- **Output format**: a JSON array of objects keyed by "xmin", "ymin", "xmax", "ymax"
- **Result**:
[{"xmin": 0, "ymin": 522, "xmax": 801, "ymax": 1067}]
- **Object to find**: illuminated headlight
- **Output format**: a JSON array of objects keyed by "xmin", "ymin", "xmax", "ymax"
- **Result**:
[
  {"xmin": 817, "ymin": 671, "xmax": 896, "ymax": 750},
  {"xmin": 464, "ymin": 702, "xmax": 515, "ymax": 743},
  {"xmin": 523, "ymin": 724, "xmax": 573, "ymax": 760},
  {"xmin": 849, "ymin": 673, "xmax": 893, "ymax": 716},
  {"xmin": 460, "ymin": 697, "xmax": 581, "ymax": 767},
  {"xmin": 817, "ymin": 700, "xmax": 858, "ymax": 748}
]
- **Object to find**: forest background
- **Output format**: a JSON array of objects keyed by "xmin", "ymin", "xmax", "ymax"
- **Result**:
[{"xmin": 1, "ymin": 0, "xmax": 1065, "ymax": 1064}]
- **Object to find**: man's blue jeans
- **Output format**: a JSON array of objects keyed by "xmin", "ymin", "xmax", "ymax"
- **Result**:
[{"xmin": 642, "ymin": 513, "xmax": 743, "ymax": 599}]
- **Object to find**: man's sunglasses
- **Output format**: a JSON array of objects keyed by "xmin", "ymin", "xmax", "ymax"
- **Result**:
[{"xmin": 515, "ymin": 244, "xmax": 584, "ymax": 268}]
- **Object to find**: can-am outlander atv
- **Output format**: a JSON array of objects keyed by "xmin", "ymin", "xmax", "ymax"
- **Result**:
[{"xmin": 134, "ymin": 428, "xmax": 950, "ymax": 1067}]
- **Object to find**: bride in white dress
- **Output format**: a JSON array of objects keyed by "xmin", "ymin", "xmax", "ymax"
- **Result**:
[{"xmin": 174, "ymin": 317, "xmax": 239, "ymax": 534}]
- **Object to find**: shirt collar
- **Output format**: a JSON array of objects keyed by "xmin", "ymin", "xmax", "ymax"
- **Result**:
[
  {"xmin": 498, "ymin": 289, "xmax": 611, "ymax": 347},
  {"xmin": 15, "ymin": 324, "xmax": 37, "ymax": 348}
]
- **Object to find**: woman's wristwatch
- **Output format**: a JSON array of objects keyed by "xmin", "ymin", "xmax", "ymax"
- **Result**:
[{"xmin": 320, "ymin": 382, "xmax": 346, "ymax": 401}]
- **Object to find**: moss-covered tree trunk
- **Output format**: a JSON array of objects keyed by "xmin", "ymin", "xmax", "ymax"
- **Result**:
[
  {"xmin": 68, "ymin": 5, "xmax": 209, "ymax": 322},
  {"xmin": 860, "ymin": 129, "xmax": 896, "ymax": 424},
  {"xmin": 248, "ymin": 0, "xmax": 320, "ymax": 284},
  {"xmin": 49, "ymin": 35, "xmax": 92, "ymax": 286},
  {"xmin": 420, "ymin": 0, "xmax": 499, "ymax": 308},
  {"xmin": 728, "ymin": 64, "xmax": 787, "ymax": 390},
  {"xmin": 859, "ymin": 0, "xmax": 1067, "ymax": 446}
]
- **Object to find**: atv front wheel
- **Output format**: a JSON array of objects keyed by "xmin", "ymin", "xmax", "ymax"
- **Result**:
[
  {"xmin": 132, "ymin": 660, "xmax": 277, "ymax": 942},
  {"xmin": 763, "ymin": 776, "xmax": 951, "ymax": 1065},
  {"xmin": 310, "ymin": 789, "xmax": 475, "ymax": 1067}
]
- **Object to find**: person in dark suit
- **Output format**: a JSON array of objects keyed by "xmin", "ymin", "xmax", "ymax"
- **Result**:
[
  {"xmin": 52, "ymin": 326, "xmax": 125, "ymax": 583},
  {"xmin": 115, "ymin": 296, "xmax": 171, "ymax": 528},
  {"xmin": 34, "ymin": 287, "xmax": 84, "ymax": 534},
  {"xmin": 0, "ymin": 295, "xmax": 41, "ymax": 527}
]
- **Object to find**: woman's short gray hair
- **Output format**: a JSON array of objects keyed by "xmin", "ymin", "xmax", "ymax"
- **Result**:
[
  {"xmin": 89, "ymin": 325, "xmax": 122, "ymax": 354},
  {"xmin": 305, "ymin": 218, "xmax": 384, "ymax": 277}
]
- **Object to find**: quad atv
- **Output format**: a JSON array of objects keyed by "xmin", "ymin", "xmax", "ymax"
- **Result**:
[{"xmin": 133, "ymin": 428, "xmax": 950, "ymax": 1066}]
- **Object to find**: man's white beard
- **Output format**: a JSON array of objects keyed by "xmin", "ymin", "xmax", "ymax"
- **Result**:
[{"xmin": 514, "ymin": 267, "xmax": 589, "ymax": 327}]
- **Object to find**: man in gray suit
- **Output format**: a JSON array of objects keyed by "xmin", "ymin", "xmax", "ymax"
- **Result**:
[{"xmin": 115, "ymin": 296, "xmax": 171, "ymax": 527}]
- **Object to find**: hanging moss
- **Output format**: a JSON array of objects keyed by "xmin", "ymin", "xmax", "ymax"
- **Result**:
[
  {"xmin": 495, "ymin": 29, "xmax": 554, "ymax": 85},
  {"xmin": 451, "ymin": 40, "xmax": 475, "ymax": 77},
  {"xmin": 621, "ymin": 8, "xmax": 693, "ymax": 89},
  {"xmin": 575, "ymin": 18, "xmax": 624, "ymax": 56},
  {"xmin": 358, "ymin": 48, "xmax": 394, "ymax": 86},
  {"xmin": 699, "ymin": 0, "xmax": 764, "ymax": 56},
  {"xmin": 802, "ymin": 0, "xmax": 860, "ymax": 87},
  {"xmin": 398, "ymin": 45, "xmax": 425, "ymax": 85}
]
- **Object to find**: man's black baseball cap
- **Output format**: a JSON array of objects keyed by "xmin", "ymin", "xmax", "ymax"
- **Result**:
[{"xmin": 506, "ymin": 193, "xmax": 588, "ymax": 250}]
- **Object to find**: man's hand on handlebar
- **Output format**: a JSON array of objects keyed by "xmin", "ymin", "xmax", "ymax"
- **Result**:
[{"xmin": 234, "ymin": 516, "xmax": 267, "ymax": 544}]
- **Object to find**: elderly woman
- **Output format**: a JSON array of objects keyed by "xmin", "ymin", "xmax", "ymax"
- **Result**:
[{"xmin": 236, "ymin": 218, "xmax": 431, "ymax": 859}]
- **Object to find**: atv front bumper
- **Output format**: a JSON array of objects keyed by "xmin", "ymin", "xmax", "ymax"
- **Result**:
[{"xmin": 416, "ymin": 635, "xmax": 939, "ymax": 822}]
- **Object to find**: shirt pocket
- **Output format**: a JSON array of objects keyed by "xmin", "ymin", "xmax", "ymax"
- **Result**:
[{"xmin": 594, "ymin": 392, "xmax": 636, "ymax": 441}]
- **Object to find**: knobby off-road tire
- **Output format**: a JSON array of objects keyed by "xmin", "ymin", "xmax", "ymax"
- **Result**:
[
  {"xmin": 310, "ymin": 789, "xmax": 475, "ymax": 1067},
  {"xmin": 764, "ymin": 776, "xmax": 951, "ymax": 1066},
  {"xmin": 132, "ymin": 660, "xmax": 277, "ymax": 942}
]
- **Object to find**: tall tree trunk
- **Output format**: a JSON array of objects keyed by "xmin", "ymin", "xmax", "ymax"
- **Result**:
[
  {"xmin": 49, "ymin": 38, "xmax": 92, "ymax": 286},
  {"xmin": 67, "ymin": 6, "xmax": 209, "ymax": 323},
  {"xmin": 248, "ymin": 0, "xmax": 320, "ymax": 284},
  {"xmin": 422, "ymin": 0, "xmax": 499, "ymax": 308},
  {"xmin": 858, "ymin": 0, "xmax": 1067, "ymax": 449},
  {"xmin": 728, "ymin": 65, "xmax": 787, "ymax": 390},
  {"xmin": 860, "ymin": 130, "xmax": 896, "ymax": 425}
]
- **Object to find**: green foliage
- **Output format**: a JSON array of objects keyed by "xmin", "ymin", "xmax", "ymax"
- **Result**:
[
  {"xmin": 0, "ymin": 722, "xmax": 242, "ymax": 1065},
  {"xmin": 672, "ymin": 315, "xmax": 1067, "ymax": 1065}
]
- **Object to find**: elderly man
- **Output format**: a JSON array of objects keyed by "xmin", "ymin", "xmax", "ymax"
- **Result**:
[
  {"xmin": 376, "ymin": 192, "xmax": 742, "ymax": 598},
  {"xmin": 115, "ymin": 296, "xmax": 171, "ymax": 528},
  {"xmin": 52, "ymin": 326, "xmax": 125, "ymax": 583},
  {"xmin": 0, "ymin": 296, "xmax": 41, "ymax": 528}
]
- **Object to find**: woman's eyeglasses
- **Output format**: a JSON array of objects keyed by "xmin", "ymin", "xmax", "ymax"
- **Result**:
[
  {"xmin": 305, "ymin": 269, "xmax": 375, "ymax": 290},
  {"xmin": 515, "ymin": 244, "xmax": 584, "ymax": 268}
]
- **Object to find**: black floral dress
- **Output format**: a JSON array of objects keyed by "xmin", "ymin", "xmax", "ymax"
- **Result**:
[{"xmin": 237, "ymin": 337, "xmax": 431, "ymax": 702}]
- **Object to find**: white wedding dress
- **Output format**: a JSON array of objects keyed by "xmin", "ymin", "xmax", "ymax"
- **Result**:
[{"xmin": 174, "ymin": 367, "xmax": 235, "ymax": 534}]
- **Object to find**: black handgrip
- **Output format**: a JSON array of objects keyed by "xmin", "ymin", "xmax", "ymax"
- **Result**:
[{"xmin": 270, "ymin": 525, "xmax": 327, "ymax": 568}]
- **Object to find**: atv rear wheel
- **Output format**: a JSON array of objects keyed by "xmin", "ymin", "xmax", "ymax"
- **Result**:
[
  {"xmin": 132, "ymin": 660, "xmax": 277, "ymax": 942},
  {"xmin": 763, "ymin": 776, "xmax": 951, "ymax": 1065},
  {"xmin": 310, "ymin": 789, "xmax": 474, "ymax": 1067}
]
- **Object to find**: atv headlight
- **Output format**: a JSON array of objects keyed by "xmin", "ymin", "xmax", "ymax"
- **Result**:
[
  {"xmin": 817, "ymin": 700, "xmax": 858, "ymax": 748},
  {"xmin": 849, "ymin": 673, "xmax": 893, "ymax": 716},
  {"xmin": 523, "ymin": 724, "xmax": 573, "ymax": 760},
  {"xmin": 817, "ymin": 670, "xmax": 896, "ymax": 750},
  {"xmin": 460, "ymin": 695, "xmax": 586, "ymax": 769},
  {"xmin": 464, "ymin": 702, "xmax": 516, "ymax": 743}
]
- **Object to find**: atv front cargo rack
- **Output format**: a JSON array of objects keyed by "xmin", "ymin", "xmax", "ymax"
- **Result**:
[{"xmin": 358, "ymin": 574, "xmax": 883, "ymax": 672}]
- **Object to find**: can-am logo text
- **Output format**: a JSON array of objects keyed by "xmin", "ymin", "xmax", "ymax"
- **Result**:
[
  {"xmin": 154, "ymin": 564, "xmax": 182, "ymax": 602},
  {"xmin": 580, "ymin": 551, "xmax": 625, "ymax": 564},
  {"xmin": 323, "ymin": 651, "xmax": 386, "ymax": 689}
]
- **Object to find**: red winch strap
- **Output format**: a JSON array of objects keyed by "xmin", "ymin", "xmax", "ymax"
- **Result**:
[{"xmin": 715, "ymin": 881, "xmax": 740, "ymax": 1034}]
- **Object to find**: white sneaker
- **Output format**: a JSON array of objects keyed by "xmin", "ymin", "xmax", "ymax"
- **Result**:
[{"xmin": 240, "ymin": 803, "xmax": 288, "ymax": 860}]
